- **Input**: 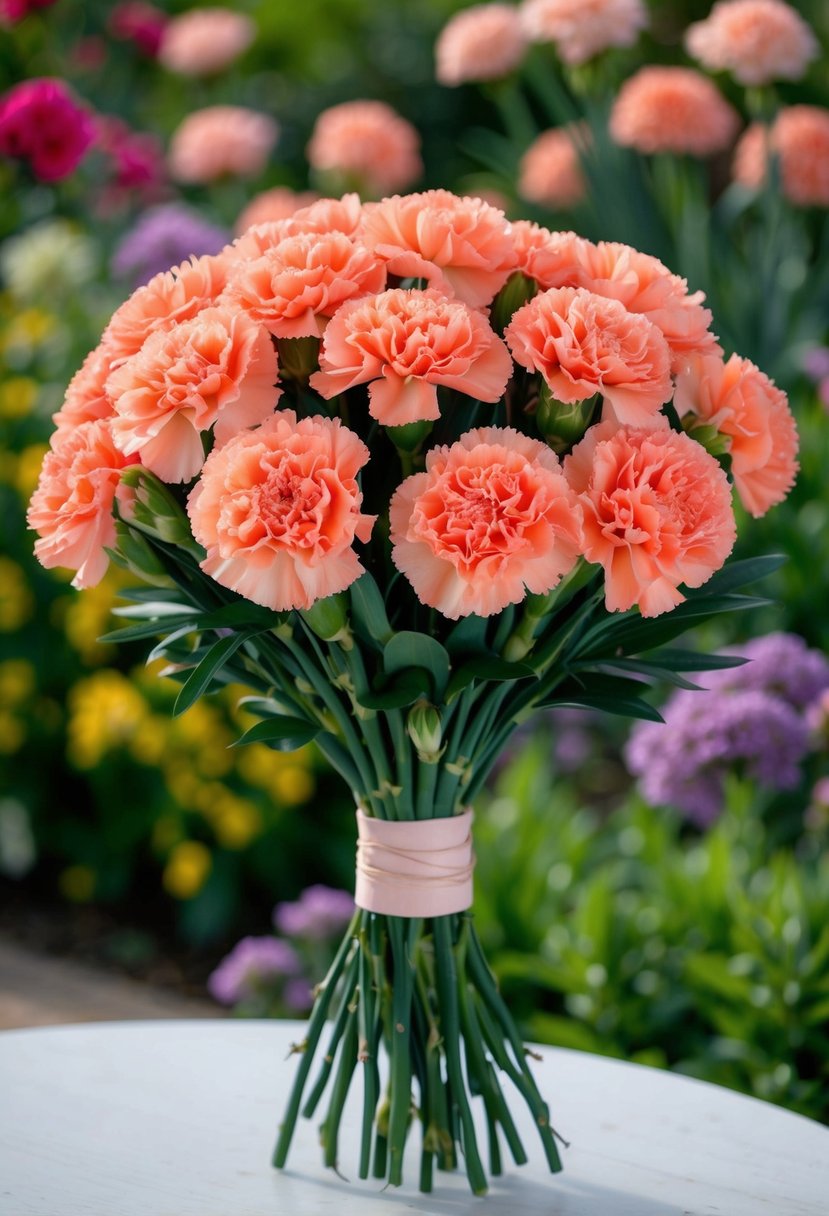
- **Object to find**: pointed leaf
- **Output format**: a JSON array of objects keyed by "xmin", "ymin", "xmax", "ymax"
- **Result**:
[
  {"xmin": 231, "ymin": 716, "xmax": 319, "ymax": 751},
  {"xmin": 173, "ymin": 631, "xmax": 255, "ymax": 716},
  {"xmin": 383, "ymin": 632, "xmax": 451, "ymax": 699},
  {"xmin": 639, "ymin": 648, "xmax": 748, "ymax": 673},
  {"xmin": 350, "ymin": 574, "xmax": 393, "ymax": 649},
  {"xmin": 446, "ymin": 656, "xmax": 536, "ymax": 700},
  {"xmin": 445, "ymin": 614, "xmax": 489, "ymax": 658},
  {"xmin": 358, "ymin": 668, "xmax": 432, "ymax": 710}
]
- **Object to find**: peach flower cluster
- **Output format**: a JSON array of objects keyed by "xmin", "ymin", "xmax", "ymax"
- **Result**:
[
  {"xmin": 610, "ymin": 67, "xmax": 740, "ymax": 157},
  {"xmin": 733, "ymin": 108, "xmax": 829, "ymax": 208},
  {"xmin": 520, "ymin": 0, "xmax": 647, "ymax": 65},
  {"xmin": 518, "ymin": 126, "xmax": 587, "ymax": 210},
  {"xmin": 307, "ymin": 102, "xmax": 422, "ymax": 198},
  {"xmin": 436, "ymin": 4, "xmax": 527, "ymax": 87},
  {"xmin": 235, "ymin": 187, "xmax": 319, "ymax": 236},
  {"xmin": 685, "ymin": 0, "xmax": 818, "ymax": 87},
  {"xmin": 158, "ymin": 8, "xmax": 256, "ymax": 77},
  {"xmin": 168, "ymin": 106, "xmax": 278, "ymax": 184}
]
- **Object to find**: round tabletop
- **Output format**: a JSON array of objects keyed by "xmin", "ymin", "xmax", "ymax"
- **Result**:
[{"xmin": 1, "ymin": 1019, "xmax": 826, "ymax": 1215}]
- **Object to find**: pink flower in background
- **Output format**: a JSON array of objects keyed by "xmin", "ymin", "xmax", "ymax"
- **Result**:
[
  {"xmin": 390, "ymin": 426, "xmax": 583, "ymax": 619},
  {"xmin": 107, "ymin": 2, "xmax": 168, "ymax": 56},
  {"xmin": 188, "ymin": 411, "xmax": 375, "ymax": 612},
  {"xmin": 52, "ymin": 344, "xmax": 115, "ymax": 432},
  {"xmin": 564, "ymin": 422, "xmax": 736, "ymax": 617},
  {"xmin": 505, "ymin": 287, "xmax": 672, "ymax": 426},
  {"xmin": 733, "ymin": 108, "xmax": 829, "ymax": 208},
  {"xmin": 107, "ymin": 306, "xmax": 280, "ymax": 484},
  {"xmin": 235, "ymin": 187, "xmax": 319, "ymax": 236},
  {"xmin": 436, "ymin": 4, "xmax": 527, "ymax": 86},
  {"xmin": 104, "ymin": 252, "xmax": 230, "ymax": 364},
  {"xmin": 685, "ymin": 0, "xmax": 818, "ymax": 86},
  {"xmin": 159, "ymin": 8, "xmax": 256, "ymax": 77},
  {"xmin": 1, "ymin": 0, "xmax": 57, "ymax": 23},
  {"xmin": 518, "ymin": 126, "xmax": 587, "ymax": 210},
  {"xmin": 511, "ymin": 221, "xmax": 584, "ymax": 289},
  {"xmin": 520, "ymin": 0, "xmax": 647, "ymax": 65},
  {"xmin": 223, "ymin": 231, "xmax": 386, "ymax": 340},
  {"xmin": 208, "ymin": 937, "xmax": 304, "ymax": 1007},
  {"xmin": 307, "ymin": 101, "xmax": 422, "ymax": 197},
  {"xmin": 675, "ymin": 353, "xmax": 798, "ymax": 518},
  {"xmin": 361, "ymin": 189, "xmax": 517, "ymax": 308},
  {"xmin": 27, "ymin": 420, "xmax": 138, "ymax": 589},
  {"xmin": 0, "ymin": 78, "xmax": 95, "ymax": 182},
  {"xmin": 168, "ymin": 106, "xmax": 278, "ymax": 184},
  {"xmin": 311, "ymin": 288, "xmax": 513, "ymax": 427},
  {"xmin": 610, "ymin": 67, "xmax": 740, "ymax": 157},
  {"xmin": 96, "ymin": 116, "xmax": 166, "ymax": 206},
  {"xmin": 273, "ymin": 885, "xmax": 354, "ymax": 940},
  {"xmin": 572, "ymin": 240, "xmax": 720, "ymax": 372}
]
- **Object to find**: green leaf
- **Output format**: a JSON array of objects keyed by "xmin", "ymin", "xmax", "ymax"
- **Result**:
[
  {"xmin": 357, "ymin": 668, "xmax": 432, "ymax": 710},
  {"xmin": 173, "ymin": 631, "xmax": 256, "ymax": 717},
  {"xmin": 579, "ymin": 658, "xmax": 702, "ymax": 691},
  {"xmin": 350, "ymin": 574, "xmax": 393, "ymax": 649},
  {"xmin": 699, "ymin": 554, "xmax": 786, "ymax": 596},
  {"xmin": 231, "ymin": 716, "xmax": 319, "ymax": 751},
  {"xmin": 638, "ymin": 648, "xmax": 749, "ymax": 673},
  {"xmin": 98, "ymin": 614, "xmax": 197, "ymax": 644},
  {"xmin": 383, "ymin": 631, "xmax": 451, "ymax": 700},
  {"xmin": 446, "ymin": 656, "xmax": 536, "ymax": 700},
  {"xmin": 444, "ymin": 614, "xmax": 489, "ymax": 658},
  {"xmin": 575, "ymin": 594, "xmax": 770, "ymax": 660},
  {"xmin": 112, "ymin": 601, "xmax": 196, "ymax": 620},
  {"xmin": 541, "ymin": 690, "xmax": 664, "ymax": 723}
]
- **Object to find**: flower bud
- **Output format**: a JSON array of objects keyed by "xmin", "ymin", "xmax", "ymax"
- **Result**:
[
  {"xmin": 536, "ymin": 384, "xmax": 598, "ymax": 454},
  {"xmin": 490, "ymin": 271, "xmax": 537, "ymax": 336},
  {"xmin": 118, "ymin": 466, "xmax": 201, "ymax": 553},
  {"xmin": 679, "ymin": 413, "xmax": 732, "ymax": 459},
  {"xmin": 300, "ymin": 593, "xmax": 352, "ymax": 648},
  {"xmin": 406, "ymin": 700, "xmax": 444, "ymax": 763},
  {"xmin": 111, "ymin": 518, "xmax": 173, "ymax": 584},
  {"xmin": 386, "ymin": 419, "xmax": 433, "ymax": 454}
]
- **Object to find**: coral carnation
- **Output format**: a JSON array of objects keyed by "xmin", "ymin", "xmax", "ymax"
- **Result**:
[
  {"xmin": 310, "ymin": 288, "xmax": 513, "ymax": 427},
  {"xmin": 436, "ymin": 4, "xmax": 527, "ymax": 86},
  {"xmin": 307, "ymin": 101, "xmax": 422, "ymax": 197},
  {"xmin": 520, "ymin": 0, "xmax": 647, "ymax": 65},
  {"xmin": 564, "ymin": 422, "xmax": 736, "ymax": 616},
  {"xmin": 235, "ymin": 187, "xmax": 319, "ymax": 236},
  {"xmin": 686, "ymin": 0, "xmax": 818, "ymax": 87},
  {"xmin": 0, "ymin": 78, "xmax": 95, "ymax": 182},
  {"xmin": 518, "ymin": 126, "xmax": 587, "ymax": 210},
  {"xmin": 158, "ymin": 8, "xmax": 256, "ymax": 77},
  {"xmin": 390, "ymin": 427, "xmax": 582, "ymax": 618},
  {"xmin": 505, "ymin": 286, "xmax": 672, "ymax": 425},
  {"xmin": 610, "ymin": 67, "xmax": 740, "ymax": 157},
  {"xmin": 511, "ymin": 222, "xmax": 585, "ymax": 289},
  {"xmin": 107, "ymin": 307, "xmax": 279, "ymax": 483},
  {"xmin": 168, "ymin": 106, "xmax": 278, "ymax": 184},
  {"xmin": 361, "ymin": 189, "xmax": 517, "ymax": 308},
  {"xmin": 188, "ymin": 411, "xmax": 375, "ymax": 611},
  {"xmin": 52, "ymin": 343, "xmax": 116, "ymax": 432},
  {"xmin": 675, "ymin": 353, "xmax": 798, "ymax": 517},
  {"xmin": 27, "ymin": 420, "xmax": 138, "ymax": 589},
  {"xmin": 734, "ymin": 108, "xmax": 829, "ymax": 208},
  {"xmin": 223, "ymin": 231, "xmax": 386, "ymax": 340}
]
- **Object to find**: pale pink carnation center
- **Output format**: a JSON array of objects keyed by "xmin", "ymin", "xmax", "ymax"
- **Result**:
[
  {"xmin": 564, "ymin": 421, "xmax": 736, "ymax": 617},
  {"xmin": 436, "ymin": 4, "xmax": 527, "ymax": 86},
  {"xmin": 505, "ymin": 286, "xmax": 673, "ymax": 426},
  {"xmin": 675, "ymin": 353, "xmax": 798, "ymax": 517},
  {"xmin": 518, "ymin": 126, "xmax": 587, "ymax": 210},
  {"xmin": 307, "ymin": 101, "xmax": 422, "ymax": 197},
  {"xmin": 521, "ymin": 0, "xmax": 648, "ymax": 65},
  {"xmin": 158, "ymin": 8, "xmax": 256, "ymax": 77},
  {"xmin": 107, "ymin": 306, "xmax": 280, "ymax": 484},
  {"xmin": 168, "ymin": 106, "xmax": 278, "ymax": 184},
  {"xmin": 390, "ymin": 426, "xmax": 583, "ymax": 618},
  {"xmin": 188, "ymin": 411, "xmax": 375, "ymax": 611},
  {"xmin": 310, "ymin": 287, "xmax": 514, "ymax": 427},
  {"xmin": 27, "ymin": 419, "xmax": 138, "ymax": 589},
  {"xmin": 734, "ymin": 108, "xmax": 829, "ymax": 208},
  {"xmin": 610, "ymin": 67, "xmax": 740, "ymax": 157},
  {"xmin": 360, "ymin": 189, "xmax": 517, "ymax": 308},
  {"xmin": 686, "ymin": 0, "xmax": 818, "ymax": 86}
]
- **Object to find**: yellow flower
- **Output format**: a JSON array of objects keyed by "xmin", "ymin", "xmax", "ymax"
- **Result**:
[
  {"xmin": 15, "ymin": 443, "xmax": 48, "ymax": 502},
  {"xmin": 164, "ymin": 764, "xmax": 203, "ymax": 808},
  {"xmin": 271, "ymin": 764, "xmax": 315, "ymax": 806},
  {"xmin": 0, "ymin": 558, "xmax": 34, "ymax": 632},
  {"xmin": 163, "ymin": 840, "xmax": 212, "ymax": 900},
  {"xmin": 66, "ymin": 670, "xmax": 148, "ymax": 768},
  {"xmin": 62, "ymin": 574, "xmax": 122, "ymax": 662},
  {"xmin": 59, "ymin": 864, "xmax": 96, "ymax": 902},
  {"xmin": 129, "ymin": 716, "xmax": 168, "ymax": 766},
  {"xmin": 151, "ymin": 815, "xmax": 182, "ymax": 853},
  {"xmin": 236, "ymin": 744, "xmax": 315, "ymax": 806},
  {"xmin": 0, "ymin": 376, "xmax": 37, "ymax": 420},
  {"xmin": 0, "ymin": 659, "xmax": 35, "ymax": 706},
  {"xmin": 0, "ymin": 710, "xmax": 24, "ymax": 754},
  {"xmin": 211, "ymin": 793, "xmax": 262, "ymax": 850},
  {"xmin": 2, "ymin": 308, "xmax": 56, "ymax": 354}
]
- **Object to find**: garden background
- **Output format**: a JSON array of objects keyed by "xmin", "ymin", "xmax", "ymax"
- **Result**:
[{"xmin": 2, "ymin": 0, "xmax": 829, "ymax": 1124}]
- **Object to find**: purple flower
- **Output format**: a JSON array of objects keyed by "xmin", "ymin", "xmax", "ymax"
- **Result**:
[
  {"xmin": 704, "ymin": 633, "xmax": 829, "ymax": 712},
  {"xmin": 273, "ymin": 884, "xmax": 354, "ymax": 941},
  {"xmin": 207, "ymin": 935, "xmax": 302, "ymax": 1006},
  {"xmin": 802, "ymin": 347, "xmax": 829, "ymax": 383},
  {"xmin": 282, "ymin": 978, "xmax": 314, "ymax": 1014},
  {"xmin": 111, "ymin": 202, "xmax": 229, "ymax": 287}
]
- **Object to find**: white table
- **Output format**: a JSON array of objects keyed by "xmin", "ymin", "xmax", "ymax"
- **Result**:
[{"xmin": 1, "ymin": 1020, "xmax": 826, "ymax": 1215}]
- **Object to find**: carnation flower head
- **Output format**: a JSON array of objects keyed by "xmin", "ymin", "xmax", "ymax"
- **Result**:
[
  {"xmin": 361, "ymin": 189, "xmax": 517, "ymax": 308},
  {"xmin": 168, "ymin": 106, "xmax": 278, "ymax": 184},
  {"xmin": 27, "ymin": 420, "xmax": 139, "ymax": 589},
  {"xmin": 610, "ymin": 67, "xmax": 740, "ymax": 157},
  {"xmin": 734, "ymin": 108, "xmax": 829, "ymax": 208},
  {"xmin": 273, "ymin": 885, "xmax": 354, "ymax": 940},
  {"xmin": 518, "ymin": 126, "xmax": 587, "ymax": 210},
  {"xmin": 222, "ymin": 230, "xmax": 386, "ymax": 340},
  {"xmin": 311, "ymin": 287, "xmax": 513, "ymax": 427},
  {"xmin": 505, "ymin": 286, "xmax": 673, "ymax": 426},
  {"xmin": 510, "ymin": 222, "xmax": 585, "ymax": 289},
  {"xmin": 108, "ymin": 2, "xmax": 168, "ymax": 56},
  {"xmin": 685, "ymin": 0, "xmax": 818, "ymax": 87},
  {"xmin": 0, "ymin": 78, "xmax": 95, "ymax": 182},
  {"xmin": 307, "ymin": 101, "xmax": 422, "ymax": 197},
  {"xmin": 235, "ymin": 187, "xmax": 319, "ymax": 236},
  {"xmin": 159, "ymin": 8, "xmax": 256, "ymax": 77},
  {"xmin": 390, "ymin": 426, "xmax": 583, "ymax": 619},
  {"xmin": 675, "ymin": 353, "xmax": 798, "ymax": 517},
  {"xmin": 107, "ymin": 306, "xmax": 280, "ymax": 484},
  {"xmin": 564, "ymin": 421, "xmax": 736, "ymax": 617},
  {"xmin": 188, "ymin": 411, "xmax": 375, "ymax": 612},
  {"xmin": 520, "ymin": 0, "xmax": 648, "ymax": 65},
  {"xmin": 232, "ymin": 194, "xmax": 364, "ymax": 261},
  {"xmin": 52, "ymin": 344, "xmax": 116, "ymax": 432},
  {"xmin": 436, "ymin": 4, "xmax": 527, "ymax": 86},
  {"xmin": 207, "ymin": 936, "xmax": 303, "ymax": 1006},
  {"xmin": 112, "ymin": 204, "xmax": 230, "ymax": 289}
]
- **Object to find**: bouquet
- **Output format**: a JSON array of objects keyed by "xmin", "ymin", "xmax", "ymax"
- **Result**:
[{"xmin": 28, "ymin": 189, "xmax": 797, "ymax": 1194}]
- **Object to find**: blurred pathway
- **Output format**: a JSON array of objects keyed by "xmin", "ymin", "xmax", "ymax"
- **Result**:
[{"xmin": 0, "ymin": 937, "xmax": 218, "ymax": 1029}]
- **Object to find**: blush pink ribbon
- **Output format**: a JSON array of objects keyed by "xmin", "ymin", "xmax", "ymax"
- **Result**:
[{"xmin": 354, "ymin": 808, "xmax": 475, "ymax": 918}]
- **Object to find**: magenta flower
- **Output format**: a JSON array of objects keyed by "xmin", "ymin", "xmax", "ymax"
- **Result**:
[
  {"xmin": 0, "ymin": 0, "xmax": 58, "ymax": 25},
  {"xmin": 107, "ymin": 1, "xmax": 168, "ymax": 57},
  {"xmin": 0, "ymin": 78, "xmax": 95, "ymax": 182}
]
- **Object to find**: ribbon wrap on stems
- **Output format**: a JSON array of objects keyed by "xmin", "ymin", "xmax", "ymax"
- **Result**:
[{"xmin": 354, "ymin": 808, "xmax": 475, "ymax": 917}]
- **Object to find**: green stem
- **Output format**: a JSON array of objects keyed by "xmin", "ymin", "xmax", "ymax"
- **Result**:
[
  {"xmin": 386, "ymin": 917, "xmax": 416, "ymax": 1186},
  {"xmin": 301, "ymin": 949, "xmax": 360, "ymax": 1118},
  {"xmin": 415, "ymin": 760, "xmax": 440, "ymax": 820},
  {"xmin": 357, "ymin": 923, "xmax": 379, "ymax": 1180},
  {"xmin": 321, "ymin": 1011, "xmax": 359, "ymax": 1170}
]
